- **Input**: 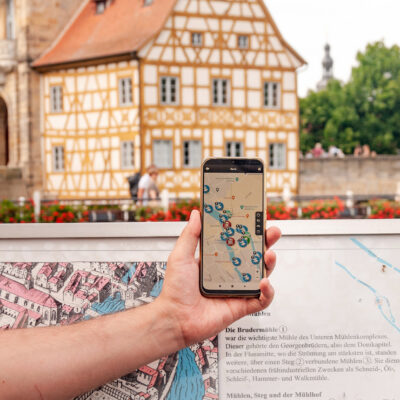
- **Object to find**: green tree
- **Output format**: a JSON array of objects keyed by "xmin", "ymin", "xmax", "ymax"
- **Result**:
[{"xmin": 300, "ymin": 41, "xmax": 400, "ymax": 154}]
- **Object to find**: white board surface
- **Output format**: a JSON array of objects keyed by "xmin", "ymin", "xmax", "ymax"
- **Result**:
[{"xmin": 0, "ymin": 220, "xmax": 399, "ymax": 400}]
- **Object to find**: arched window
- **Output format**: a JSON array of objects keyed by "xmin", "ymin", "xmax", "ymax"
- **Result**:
[
  {"xmin": 0, "ymin": 98, "xmax": 9, "ymax": 166},
  {"xmin": 51, "ymin": 310, "xmax": 57, "ymax": 320}
]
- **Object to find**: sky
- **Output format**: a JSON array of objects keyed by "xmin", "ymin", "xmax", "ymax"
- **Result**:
[{"xmin": 265, "ymin": 0, "xmax": 400, "ymax": 97}]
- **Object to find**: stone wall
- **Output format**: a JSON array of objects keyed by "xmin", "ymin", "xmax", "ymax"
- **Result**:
[
  {"xmin": 0, "ymin": 166, "xmax": 28, "ymax": 199},
  {"xmin": 299, "ymin": 156, "xmax": 400, "ymax": 196}
]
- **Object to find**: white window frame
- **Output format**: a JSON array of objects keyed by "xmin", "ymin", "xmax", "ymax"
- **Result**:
[
  {"xmin": 50, "ymin": 86, "xmax": 63, "ymax": 113},
  {"xmin": 238, "ymin": 35, "xmax": 249, "ymax": 49},
  {"xmin": 212, "ymin": 79, "xmax": 230, "ymax": 106},
  {"xmin": 269, "ymin": 143, "xmax": 286, "ymax": 170},
  {"xmin": 192, "ymin": 32, "xmax": 202, "ymax": 47},
  {"xmin": 118, "ymin": 77, "xmax": 133, "ymax": 106},
  {"xmin": 121, "ymin": 141, "xmax": 134, "ymax": 169},
  {"xmin": 183, "ymin": 140, "xmax": 202, "ymax": 168},
  {"xmin": 226, "ymin": 142, "xmax": 243, "ymax": 157},
  {"xmin": 153, "ymin": 140, "xmax": 173, "ymax": 169},
  {"xmin": 264, "ymin": 82, "xmax": 281, "ymax": 109},
  {"xmin": 52, "ymin": 146, "xmax": 65, "ymax": 172},
  {"xmin": 160, "ymin": 76, "xmax": 179, "ymax": 105}
]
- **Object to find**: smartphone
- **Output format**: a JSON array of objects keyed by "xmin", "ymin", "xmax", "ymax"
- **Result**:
[{"xmin": 200, "ymin": 157, "xmax": 265, "ymax": 298}]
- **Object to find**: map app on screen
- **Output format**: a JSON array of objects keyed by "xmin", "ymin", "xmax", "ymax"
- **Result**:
[{"xmin": 202, "ymin": 172, "xmax": 264, "ymax": 291}]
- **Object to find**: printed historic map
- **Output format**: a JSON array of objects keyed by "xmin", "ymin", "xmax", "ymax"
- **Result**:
[{"xmin": 0, "ymin": 262, "xmax": 218, "ymax": 400}]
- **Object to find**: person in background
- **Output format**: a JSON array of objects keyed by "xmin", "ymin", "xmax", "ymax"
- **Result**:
[
  {"xmin": 137, "ymin": 165, "xmax": 160, "ymax": 206},
  {"xmin": 362, "ymin": 144, "xmax": 371, "ymax": 157},
  {"xmin": 311, "ymin": 142, "xmax": 325, "ymax": 158},
  {"xmin": 328, "ymin": 145, "xmax": 345, "ymax": 158},
  {"xmin": 354, "ymin": 144, "xmax": 362, "ymax": 157}
]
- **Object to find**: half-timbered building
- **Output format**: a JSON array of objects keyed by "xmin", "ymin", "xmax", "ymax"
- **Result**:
[{"xmin": 33, "ymin": 0, "xmax": 305, "ymax": 199}]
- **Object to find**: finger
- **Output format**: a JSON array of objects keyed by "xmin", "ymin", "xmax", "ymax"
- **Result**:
[
  {"xmin": 265, "ymin": 226, "xmax": 281, "ymax": 249},
  {"xmin": 264, "ymin": 250, "xmax": 276, "ymax": 278},
  {"xmin": 246, "ymin": 279, "xmax": 275, "ymax": 315},
  {"xmin": 172, "ymin": 210, "xmax": 201, "ymax": 260}
]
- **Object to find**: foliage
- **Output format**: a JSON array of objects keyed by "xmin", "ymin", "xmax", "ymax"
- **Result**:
[
  {"xmin": 0, "ymin": 199, "xmax": 36, "ymax": 223},
  {"xmin": 300, "ymin": 42, "xmax": 400, "ymax": 154},
  {"xmin": 368, "ymin": 200, "xmax": 400, "ymax": 219},
  {"xmin": 39, "ymin": 203, "xmax": 89, "ymax": 223},
  {"xmin": 136, "ymin": 200, "xmax": 200, "ymax": 222},
  {"xmin": 300, "ymin": 197, "xmax": 344, "ymax": 219},
  {"xmin": 267, "ymin": 203, "xmax": 298, "ymax": 220}
]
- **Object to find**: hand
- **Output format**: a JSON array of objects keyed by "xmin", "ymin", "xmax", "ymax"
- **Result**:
[{"xmin": 156, "ymin": 210, "xmax": 281, "ymax": 348}]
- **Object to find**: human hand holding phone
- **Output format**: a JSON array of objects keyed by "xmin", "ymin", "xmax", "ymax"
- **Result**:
[{"xmin": 157, "ymin": 210, "xmax": 281, "ymax": 348}]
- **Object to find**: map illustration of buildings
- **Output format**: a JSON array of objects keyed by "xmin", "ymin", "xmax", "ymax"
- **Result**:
[{"xmin": 0, "ymin": 261, "xmax": 218, "ymax": 400}]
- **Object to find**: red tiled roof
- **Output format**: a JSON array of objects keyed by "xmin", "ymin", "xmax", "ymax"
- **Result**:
[
  {"xmin": 0, "ymin": 276, "xmax": 58, "ymax": 308},
  {"xmin": 38, "ymin": 263, "xmax": 57, "ymax": 278},
  {"xmin": 33, "ymin": 0, "xmax": 177, "ymax": 68},
  {"xmin": 12, "ymin": 263, "xmax": 33, "ymax": 271}
]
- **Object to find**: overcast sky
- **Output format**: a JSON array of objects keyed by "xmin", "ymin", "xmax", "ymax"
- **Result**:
[{"xmin": 265, "ymin": 0, "xmax": 400, "ymax": 97}]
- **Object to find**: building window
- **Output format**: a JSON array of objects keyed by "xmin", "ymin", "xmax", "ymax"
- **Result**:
[
  {"xmin": 269, "ymin": 143, "xmax": 286, "ymax": 170},
  {"xmin": 121, "ymin": 141, "xmax": 134, "ymax": 169},
  {"xmin": 52, "ymin": 146, "xmax": 65, "ymax": 172},
  {"xmin": 5, "ymin": 293, "xmax": 9, "ymax": 300},
  {"xmin": 183, "ymin": 141, "xmax": 202, "ymax": 168},
  {"xmin": 153, "ymin": 140, "xmax": 173, "ymax": 169},
  {"xmin": 238, "ymin": 35, "xmax": 249, "ymax": 49},
  {"xmin": 95, "ymin": 0, "xmax": 107, "ymax": 14},
  {"xmin": 192, "ymin": 32, "xmax": 202, "ymax": 47},
  {"xmin": 24, "ymin": 300, "xmax": 28, "ymax": 306},
  {"xmin": 14, "ymin": 296, "xmax": 18, "ymax": 304},
  {"xmin": 160, "ymin": 77, "xmax": 179, "ymax": 105},
  {"xmin": 226, "ymin": 142, "xmax": 243, "ymax": 157},
  {"xmin": 50, "ymin": 86, "xmax": 63, "ymax": 113},
  {"xmin": 212, "ymin": 79, "xmax": 229, "ymax": 106},
  {"xmin": 264, "ymin": 82, "xmax": 280, "ymax": 108},
  {"xmin": 118, "ymin": 77, "xmax": 133, "ymax": 106},
  {"xmin": 6, "ymin": 0, "xmax": 15, "ymax": 39}
]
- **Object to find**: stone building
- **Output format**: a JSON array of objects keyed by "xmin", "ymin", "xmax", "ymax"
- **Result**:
[{"xmin": 0, "ymin": 0, "xmax": 82, "ymax": 199}]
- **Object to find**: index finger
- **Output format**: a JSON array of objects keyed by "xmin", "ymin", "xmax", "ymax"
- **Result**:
[{"xmin": 265, "ymin": 226, "xmax": 281, "ymax": 249}]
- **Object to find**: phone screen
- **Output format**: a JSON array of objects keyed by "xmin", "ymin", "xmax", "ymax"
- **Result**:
[{"xmin": 202, "ymin": 162, "xmax": 264, "ymax": 293}]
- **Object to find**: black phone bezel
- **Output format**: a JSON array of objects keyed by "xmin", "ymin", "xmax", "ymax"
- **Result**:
[{"xmin": 200, "ymin": 157, "xmax": 265, "ymax": 297}]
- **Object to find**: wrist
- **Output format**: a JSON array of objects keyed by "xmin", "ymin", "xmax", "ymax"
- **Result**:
[{"xmin": 146, "ymin": 299, "xmax": 186, "ymax": 354}]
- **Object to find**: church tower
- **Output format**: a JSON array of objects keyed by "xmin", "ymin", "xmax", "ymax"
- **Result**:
[{"xmin": 317, "ymin": 43, "xmax": 334, "ymax": 91}]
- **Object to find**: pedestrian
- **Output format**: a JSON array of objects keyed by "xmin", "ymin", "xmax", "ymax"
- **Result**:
[{"xmin": 137, "ymin": 165, "xmax": 160, "ymax": 206}]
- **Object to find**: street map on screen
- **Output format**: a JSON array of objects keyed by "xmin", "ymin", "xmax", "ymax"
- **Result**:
[{"xmin": 202, "ymin": 172, "xmax": 264, "ymax": 291}]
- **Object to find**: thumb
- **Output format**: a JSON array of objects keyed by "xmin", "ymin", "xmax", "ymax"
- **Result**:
[{"xmin": 173, "ymin": 210, "xmax": 201, "ymax": 259}]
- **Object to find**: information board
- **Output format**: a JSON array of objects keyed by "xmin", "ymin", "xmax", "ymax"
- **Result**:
[{"xmin": 0, "ymin": 220, "xmax": 399, "ymax": 400}]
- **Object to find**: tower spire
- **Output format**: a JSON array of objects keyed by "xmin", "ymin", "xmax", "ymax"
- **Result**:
[{"xmin": 317, "ymin": 43, "xmax": 334, "ymax": 91}]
